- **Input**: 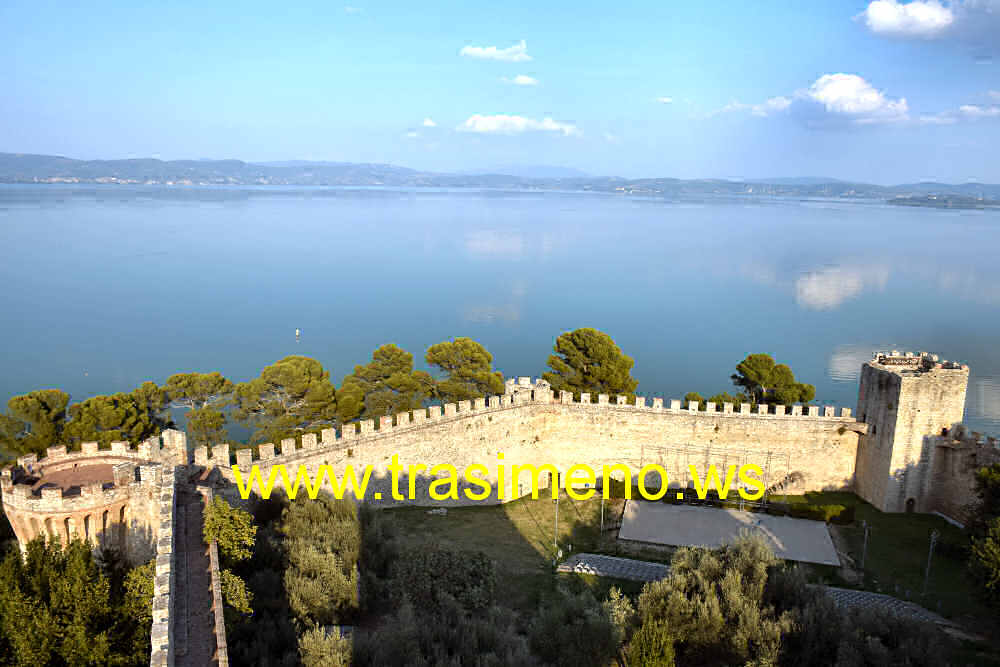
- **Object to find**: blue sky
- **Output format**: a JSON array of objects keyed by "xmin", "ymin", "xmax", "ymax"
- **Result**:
[{"xmin": 3, "ymin": 0, "xmax": 999, "ymax": 182}]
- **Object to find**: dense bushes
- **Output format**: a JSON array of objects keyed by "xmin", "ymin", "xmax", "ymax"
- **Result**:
[
  {"xmin": 0, "ymin": 538, "xmax": 153, "ymax": 666},
  {"xmin": 619, "ymin": 535, "xmax": 952, "ymax": 667},
  {"xmin": 393, "ymin": 547, "xmax": 496, "ymax": 613},
  {"xmin": 280, "ymin": 494, "xmax": 361, "ymax": 629}
]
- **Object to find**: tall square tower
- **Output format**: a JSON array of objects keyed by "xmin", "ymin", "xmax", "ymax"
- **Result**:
[{"xmin": 854, "ymin": 352, "xmax": 969, "ymax": 512}]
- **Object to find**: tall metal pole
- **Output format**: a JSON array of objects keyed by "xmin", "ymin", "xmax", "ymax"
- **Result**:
[
  {"xmin": 860, "ymin": 520, "xmax": 869, "ymax": 571},
  {"xmin": 554, "ymin": 497, "xmax": 559, "ymax": 550},
  {"xmin": 923, "ymin": 529, "xmax": 939, "ymax": 596}
]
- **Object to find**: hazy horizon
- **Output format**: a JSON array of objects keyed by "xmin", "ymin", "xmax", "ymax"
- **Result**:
[{"xmin": 5, "ymin": 150, "xmax": 1000, "ymax": 187}]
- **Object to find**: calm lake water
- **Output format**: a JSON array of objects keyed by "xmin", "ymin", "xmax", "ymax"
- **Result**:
[{"xmin": 1, "ymin": 184, "xmax": 998, "ymax": 435}]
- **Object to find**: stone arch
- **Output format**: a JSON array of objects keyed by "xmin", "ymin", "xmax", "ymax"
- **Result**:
[
  {"xmin": 102, "ymin": 509, "xmax": 109, "ymax": 542},
  {"xmin": 44, "ymin": 517, "xmax": 55, "ymax": 540},
  {"xmin": 63, "ymin": 517, "xmax": 72, "ymax": 543},
  {"xmin": 905, "ymin": 498, "xmax": 916, "ymax": 513},
  {"xmin": 84, "ymin": 514, "xmax": 92, "ymax": 542},
  {"xmin": 29, "ymin": 517, "xmax": 41, "ymax": 541}
]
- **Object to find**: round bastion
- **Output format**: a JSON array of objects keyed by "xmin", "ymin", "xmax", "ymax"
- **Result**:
[{"xmin": 1, "ymin": 438, "xmax": 179, "ymax": 564}]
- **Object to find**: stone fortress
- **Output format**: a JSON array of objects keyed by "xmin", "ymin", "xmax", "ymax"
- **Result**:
[{"xmin": 1, "ymin": 350, "xmax": 998, "ymax": 665}]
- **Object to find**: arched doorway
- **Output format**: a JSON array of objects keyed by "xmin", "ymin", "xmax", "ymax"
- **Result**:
[{"xmin": 905, "ymin": 498, "xmax": 916, "ymax": 513}]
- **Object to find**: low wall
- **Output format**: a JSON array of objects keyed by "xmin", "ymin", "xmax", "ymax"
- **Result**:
[{"xmin": 203, "ymin": 489, "xmax": 230, "ymax": 667}]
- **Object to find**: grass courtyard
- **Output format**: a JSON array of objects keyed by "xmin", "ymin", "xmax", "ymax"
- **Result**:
[{"xmin": 385, "ymin": 489, "xmax": 998, "ymax": 640}]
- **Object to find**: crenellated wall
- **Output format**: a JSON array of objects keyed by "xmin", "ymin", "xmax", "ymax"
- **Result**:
[{"xmin": 215, "ymin": 387, "xmax": 864, "ymax": 501}]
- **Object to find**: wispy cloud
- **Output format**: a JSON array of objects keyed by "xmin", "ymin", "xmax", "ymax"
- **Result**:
[
  {"xmin": 422, "ymin": 118, "xmax": 437, "ymax": 127},
  {"xmin": 990, "ymin": 91, "xmax": 1000, "ymax": 101},
  {"xmin": 344, "ymin": 5, "xmax": 362, "ymax": 14},
  {"xmin": 458, "ymin": 114, "xmax": 580, "ymax": 136},
  {"xmin": 460, "ymin": 40, "xmax": 532, "ymax": 62},
  {"xmin": 656, "ymin": 96, "xmax": 674, "ymax": 104},
  {"xmin": 920, "ymin": 100, "xmax": 1000, "ymax": 124},
  {"xmin": 503, "ymin": 74, "xmax": 539, "ymax": 86}
]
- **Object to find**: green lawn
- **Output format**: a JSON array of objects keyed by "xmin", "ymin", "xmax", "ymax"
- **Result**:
[
  {"xmin": 385, "ymin": 490, "xmax": 998, "ymax": 640},
  {"xmin": 783, "ymin": 491, "xmax": 996, "ymax": 636},
  {"xmin": 386, "ymin": 495, "xmax": 615, "ymax": 609}
]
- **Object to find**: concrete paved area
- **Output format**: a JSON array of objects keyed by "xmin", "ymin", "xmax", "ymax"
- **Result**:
[
  {"xmin": 618, "ymin": 501, "xmax": 840, "ymax": 566},
  {"xmin": 557, "ymin": 553, "xmax": 669, "ymax": 581}
]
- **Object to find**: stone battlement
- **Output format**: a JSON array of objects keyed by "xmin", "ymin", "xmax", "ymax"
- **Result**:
[
  {"xmin": 13, "ymin": 431, "xmax": 186, "ymax": 474},
  {"xmin": 210, "ymin": 387, "xmax": 858, "ymax": 471},
  {"xmin": 1, "ymin": 461, "xmax": 161, "ymax": 514},
  {"xmin": 870, "ymin": 350, "xmax": 969, "ymax": 373}
]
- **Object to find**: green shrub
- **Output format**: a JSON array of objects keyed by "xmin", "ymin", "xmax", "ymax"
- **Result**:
[
  {"xmin": 393, "ymin": 547, "xmax": 496, "ymax": 613},
  {"xmin": 628, "ymin": 620, "xmax": 675, "ymax": 667}
]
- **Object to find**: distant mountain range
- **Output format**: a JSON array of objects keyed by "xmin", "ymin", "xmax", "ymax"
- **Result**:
[{"xmin": 2, "ymin": 152, "xmax": 999, "ymax": 200}]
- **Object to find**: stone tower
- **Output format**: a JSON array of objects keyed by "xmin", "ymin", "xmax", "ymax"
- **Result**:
[{"xmin": 854, "ymin": 351, "xmax": 969, "ymax": 513}]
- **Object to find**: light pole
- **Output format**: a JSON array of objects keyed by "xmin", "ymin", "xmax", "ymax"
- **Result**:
[
  {"xmin": 860, "ymin": 520, "xmax": 869, "ymax": 571},
  {"xmin": 923, "ymin": 529, "xmax": 939, "ymax": 596},
  {"xmin": 553, "ymin": 496, "xmax": 560, "ymax": 551}
]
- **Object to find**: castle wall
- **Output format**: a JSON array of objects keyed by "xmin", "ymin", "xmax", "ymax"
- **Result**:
[{"xmin": 218, "ymin": 391, "xmax": 862, "ymax": 501}]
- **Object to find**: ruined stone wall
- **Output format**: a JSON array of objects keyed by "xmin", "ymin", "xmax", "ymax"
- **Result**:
[
  {"xmin": 926, "ymin": 427, "xmax": 1000, "ymax": 525},
  {"xmin": 216, "ymin": 390, "xmax": 862, "ymax": 501}
]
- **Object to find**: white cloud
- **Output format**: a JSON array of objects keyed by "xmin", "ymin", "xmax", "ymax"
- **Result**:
[
  {"xmin": 716, "ymin": 74, "xmax": 908, "ymax": 124},
  {"xmin": 458, "ymin": 114, "xmax": 580, "ymax": 136},
  {"xmin": 504, "ymin": 74, "xmax": 539, "ymax": 86},
  {"xmin": 344, "ymin": 5, "xmax": 362, "ymax": 14},
  {"xmin": 860, "ymin": 0, "xmax": 1000, "ymax": 44},
  {"xmin": 656, "ymin": 96, "xmax": 674, "ymax": 104},
  {"xmin": 806, "ymin": 74, "xmax": 908, "ymax": 122},
  {"xmin": 460, "ymin": 40, "xmax": 532, "ymax": 62},
  {"xmin": 422, "ymin": 118, "xmax": 437, "ymax": 127},
  {"xmin": 860, "ymin": 0, "xmax": 954, "ymax": 38},
  {"xmin": 990, "ymin": 90, "xmax": 1000, "ymax": 100},
  {"xmin": 405, "ymin": 131, "xmax": 419, "ymax": 139}
]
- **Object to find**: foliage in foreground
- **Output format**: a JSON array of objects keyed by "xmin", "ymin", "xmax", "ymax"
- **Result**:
[{"xmin": 0, "ymin": 538, "xmax": 152, "ymax": 666}]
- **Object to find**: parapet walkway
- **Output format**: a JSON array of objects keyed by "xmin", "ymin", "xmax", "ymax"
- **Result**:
[{"xmin": 175, "ymin": 486, "xmax": 219, "ymax": 667}]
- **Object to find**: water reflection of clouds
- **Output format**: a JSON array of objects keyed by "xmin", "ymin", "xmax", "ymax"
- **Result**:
[
  {"xmin": 462, "ymin": 304, "xmax": 520, "ymax": 323},
  {"xmin": 795, "ymin": 266, "xmax": 889, "ymax": 310},
  {"xmin": 828, "ymin": 345, "xmax": 877, "ymax": 383},
  {"xmin": 461, "ymin": 279, "xmax": 529, "ymax": 324},
  {"xmin": 463, "ymin": 229, "xmax": 562, "ymax": 259},
  {"xmin": 464, "ymin": 230, "xmax": 524, "ymax": 257},
  {"xmin": 974, "ymin": 379, "xmax": 1000, "ymax": 423}
]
